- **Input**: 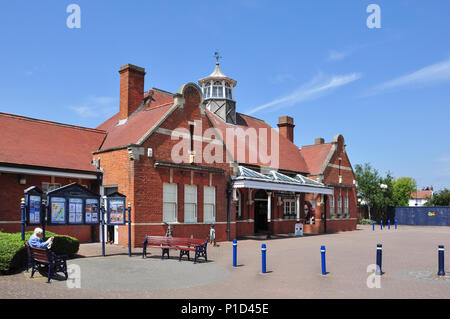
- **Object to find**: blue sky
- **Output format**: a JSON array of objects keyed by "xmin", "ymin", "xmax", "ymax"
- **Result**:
[{"xmin": 0, "ymin": 1, "xmax": 449, "ymax": 191}]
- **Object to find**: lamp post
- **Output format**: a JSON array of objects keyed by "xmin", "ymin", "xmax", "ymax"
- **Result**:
[{"xmin": 380, "ymin": 183, "xmax": 388, "ymax": 224}]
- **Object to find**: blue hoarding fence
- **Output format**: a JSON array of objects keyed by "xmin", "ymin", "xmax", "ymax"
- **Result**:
[{"xmin": 393, "ymin": 206, "xmax": 450, "ymax": 226}]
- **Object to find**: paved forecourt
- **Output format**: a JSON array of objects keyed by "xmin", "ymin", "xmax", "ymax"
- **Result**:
[{"xmin": 0, "ymin": 225, "xmax": 449, "ymax": 298}]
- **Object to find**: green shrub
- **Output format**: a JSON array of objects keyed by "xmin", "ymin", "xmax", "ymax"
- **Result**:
[
  {"xmin": 358, "ymin": 218, "xmax": 373, "ymax": 225},
  {"xmin": 0, "ymin": 231, "xmax": 79, "ymax": 275}
]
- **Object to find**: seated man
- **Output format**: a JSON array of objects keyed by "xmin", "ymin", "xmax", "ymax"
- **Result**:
[{"xmin": 28, "ymin": 228, "xmax": 54, "ymax": 249}]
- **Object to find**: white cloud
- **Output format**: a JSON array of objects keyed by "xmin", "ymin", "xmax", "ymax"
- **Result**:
[
  {"xmin": 69, "ymin": 96, "xmax": 116, "ymax": 118},
  {"xmin": 327, "ymin": 49, "xmax": 352, "ymax": 62},
  {"xmin": 247, "ymin": 72, "xmax": 362, "ymax": 115},
  {"xmin": 370, "ymin": 58, "xmax": 450, "ymax": 94}
]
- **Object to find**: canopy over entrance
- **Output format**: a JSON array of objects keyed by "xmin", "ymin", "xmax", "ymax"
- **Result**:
[{"xmin": 232, "ymin": 166, "xmax": 333, "ymax": 195}]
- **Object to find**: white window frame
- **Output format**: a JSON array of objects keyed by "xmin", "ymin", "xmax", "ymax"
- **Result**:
[
  {"xmin": 284, "ymin": 199, "xmax": 296, "ymax": 219},
  {"xmin": 344, "ymin": 196, "xmax": 349, "ymax": 218},
  {"xmin": 330, "ymin": 195, "xmax": 335, "ymax": 218},
  {"xmin": 337, "ymin": 195, "xmax": 342, "ymax": 218},
  {"xmin": 163, "ymin": 183, "xmax": 177, "ymax": 223},
  {"xmin": 204, "ymin": 186, "xmax": 216, "ymax": 223},
  {"xmin": 184, "ymin": 185, "xmax": 197, "ymax": 223}
]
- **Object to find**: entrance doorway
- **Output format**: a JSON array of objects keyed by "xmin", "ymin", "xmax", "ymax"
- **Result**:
[{"xmin": 254, "ymin": 190, "xmax": 268, "ymax": 234}]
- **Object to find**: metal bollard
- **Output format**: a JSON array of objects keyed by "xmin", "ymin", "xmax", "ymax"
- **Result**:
[
  {"xmin": 388, "ymin": 219, "xmax": 390, "ymax": 230},
  {"xmin": 376, "ymin": 244, "xmax": 383, "ymax": 275},
  {"xmin": 438, "ymin": 245, "xmax": 446, "ymax": 276},
  {"xmin": 233, "ymin": 239, "xmax": 237, "ymax": 267},
  {"xmin": 395, "ymin": 218, "xmax": 398, "ymax": 230},
  {"xmin": 372, "ymin": 220, "xmax": 375, "ymax": 231},
  {"xmin": 380, "ymin": 220, "xmax": 383, "ymax": 230},
  {"xmin": 321, "ymin": 245, "xmax": 326, "ymax": 275},
  {"xmin": 261, "ymin": 244, "xmax": 267, "ymax": 274}
]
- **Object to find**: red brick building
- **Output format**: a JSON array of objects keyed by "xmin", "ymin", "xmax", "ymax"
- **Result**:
[{"xmin": 0, "ymin": 62, "xmax": 357, "ymax": 245}]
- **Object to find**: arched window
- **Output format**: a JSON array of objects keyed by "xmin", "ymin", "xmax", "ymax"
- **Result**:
[
  {"xmin": 225, "ymin": 82, "xmax": 232, "ymax": 99},
  {"xmin": 203, "ymin": 82, "xmax": 211, "ymax": 99},
  {"xmin": 212, "ymin": 81, "xmax": 223, "ymax": 98}
]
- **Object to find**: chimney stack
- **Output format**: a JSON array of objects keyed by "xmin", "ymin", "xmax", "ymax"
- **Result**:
[
  {"xmin": 315, "ymin": 137, "xmax": 325, "ymax": 145},
  {"xmin": 278, "ymin": 116, "xmax": 295, "ymax": 142},
  {"xmin": 119, "ymin": 64, "xmax": 146, "ymax": 121}
]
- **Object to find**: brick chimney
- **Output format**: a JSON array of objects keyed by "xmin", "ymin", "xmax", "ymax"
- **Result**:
[
  {"xmin": 315, "ymin": 137, "xmax": 325, "ymax": 145},
  {"xmin": 119, "ymin": 64, "xmax": 146, "ymax": 121},
  {"xmin": 278, "ymin": 116, "xmax": 295, "ymax": 142}
]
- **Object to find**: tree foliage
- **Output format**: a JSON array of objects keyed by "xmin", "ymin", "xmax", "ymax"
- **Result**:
[
  {"xmin": 354, "ymin": 163, "xmax": 394, "ymax": 222},
  {"xmin": 392, "ymin": 177, "xmax": 417, "ymax": 207},
  {"xmin": 425, "ymin": 189, "xmax": 450, "ymax": 206}
]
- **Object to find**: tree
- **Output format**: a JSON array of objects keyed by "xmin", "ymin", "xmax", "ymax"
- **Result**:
[
  {"xmin": 355, "ymin": 163, "xmax": 394, "ymax": 222},
  {"xmin": 425, "ymin": 189, "xmax": 450, "ymax": 206},
  {"xmin": 392, "ymin": 177, "xmax": 417, "ymax": 207}
]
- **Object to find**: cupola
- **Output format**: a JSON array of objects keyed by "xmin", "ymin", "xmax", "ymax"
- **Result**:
[{"xmin": 198, "ymin": 55, "xmax": 237, "ymax": 124}]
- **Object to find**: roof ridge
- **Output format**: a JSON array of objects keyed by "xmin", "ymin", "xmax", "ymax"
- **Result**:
[{"xmin": 0, "ymin": 112, "xmax": 106, "ymax": 134}]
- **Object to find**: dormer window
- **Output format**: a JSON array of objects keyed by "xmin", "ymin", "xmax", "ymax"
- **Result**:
[
  {"xmin": 203, "ymin": 82, "xmax": 211, "ymax": 99},
  {"xmin": 212, "ymin": 81, "xmax": 223, "ymax": 98},
  {"xmin": 225, "ymin": 82, "xmax": 232, "ymax": 99}
]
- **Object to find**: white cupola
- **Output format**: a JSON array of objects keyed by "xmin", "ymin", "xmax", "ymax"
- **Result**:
[{"xmin": 198, "ymin": 57, "xmax": 237, "ymax": 124}]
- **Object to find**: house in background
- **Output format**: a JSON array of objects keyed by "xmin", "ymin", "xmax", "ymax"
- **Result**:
[{"xmin": 409, "ymin": 187, "xmax": 433, "ymax": 207}]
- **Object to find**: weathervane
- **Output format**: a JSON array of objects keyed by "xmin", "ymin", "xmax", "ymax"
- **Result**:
[{"xmin": 214, "ymin": 51, "xmax": 222, "ymax": 63}]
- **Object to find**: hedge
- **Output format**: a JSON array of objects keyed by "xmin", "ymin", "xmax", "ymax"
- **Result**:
[{"xmin": 0, "ymin": 231, "xmax": 80, "ymax": 275}]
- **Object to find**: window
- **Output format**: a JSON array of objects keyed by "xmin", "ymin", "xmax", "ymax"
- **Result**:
[
  {"xmin": 163, "ymin": 183, "xmax": 177, "ymax": 222},
  {"xmin": 212, "ymin": 81, "xmax": 223, "ymax": 98},
  {"xmin": 344, "ymin": 196, "xmax": 349, "ymax": 218},
  {"xmin": 42, "ymin": 183, "xmax": 62, "ymax": 193},
  {"xmin": 204, "ymin": 186, "xmax": 216, "ymax": 222},
  {"xmin": 284, "ymin": 199, "xmax": 296, "ymax": 219},
  {"xmin": 337, "ymin": 196, "xmax": 342, "ymax": 218},
  {"xmin": 184, "ymin": 185, "xmax": 197, "ymax": 223},
  {"xmin": 203, "ymin": 82, "xmax": 211, "ymax": 99},
  {"xmin": 235, "ymin": 190, "xmax": 242, "ymax": 220},
  {"xmin": 225, "ymin": 82, "xmax": 232, "ymax": 99},
  {"xmin": 329, "ymin": 195, "xmax": 335, "ymax": 218}
]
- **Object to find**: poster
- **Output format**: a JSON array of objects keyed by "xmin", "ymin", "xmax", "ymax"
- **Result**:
[
  {"xmin": 68, "ymin": 198, "xmax": 83, "ymax": 224},
  {"xmin": 108, "ymin": 198, "xmax": 125, "ymax": 225},
  {"xmin": 28, "ymin": 195, "xmax": 41, "ymax": 224},
  {"xmin": 50, "ymin": 197, "xmax": 66, "ymax": 224},
  {"xmin": 85, "ymin": 198, "xmax": 99, "ymax": 224}
]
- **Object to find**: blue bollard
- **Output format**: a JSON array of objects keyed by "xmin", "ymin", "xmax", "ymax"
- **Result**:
[
  {"xmin": 388, "ymin": 219, "xmax": 390, "ymax": 230},
  {"xmin": 321, "ymin": 245, "xmax": 326, "ymax": 275},
  {"xmin": 262, "ymin": 244, "xmax": 267, "ymax": 274},
  {"xmin": 380, "ymin": 220, "xmax": 383, "ymax": 230},
  {"xmin": 438, "ymin": 245, "xmax": 446, "ymax": 276},
  {"xmin": 233, "ymin": 239, "xmax": 237, "ymax": 267},
  {"xmin": 376, "ymin": 244, "xmax": 383, "ymax": 275},
  {"xmin": 395, "ymin": 219, "xmax": 398, "ymax": 230},
  {"xmin": 372, "ymin": 220, "xmax": 375, "ymax": 231}
]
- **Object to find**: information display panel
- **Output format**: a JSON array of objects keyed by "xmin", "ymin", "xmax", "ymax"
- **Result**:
[
  {"xmin": 85, "ymin": 198, "xmax": 100, "ymax": 224},
  {"xmin": 50, "ymin": 197, "xmax": 67, "ymax": 224},
  {"xmin": 26, "ymin": 195, "xmax": 42, "ymax": 225},
  {"xmin": 68, "ymin": 198, "xmax": 83, "ymax": 224},
  {"xmin": 107, "ymin": 197, "xmax": 126, "ymax": 225}
]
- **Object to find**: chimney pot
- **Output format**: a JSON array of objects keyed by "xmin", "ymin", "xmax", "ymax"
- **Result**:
[
  {"xmin": 278, "ymin": 116, "xmax": 295, "ymax": 142},
  {"xmin": 315, "ymin": 138, "xmax": 325, "ymax": 145}
]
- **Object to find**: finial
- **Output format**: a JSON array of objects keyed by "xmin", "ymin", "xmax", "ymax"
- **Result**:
[{"xmin": 214, "ymin": 51, "xmax": 222, "ymax": 64}]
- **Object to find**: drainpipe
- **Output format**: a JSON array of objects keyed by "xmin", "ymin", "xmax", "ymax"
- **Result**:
[{"xmin": 323, "ymin": 195, "xmax": 328, "ymax": 233}]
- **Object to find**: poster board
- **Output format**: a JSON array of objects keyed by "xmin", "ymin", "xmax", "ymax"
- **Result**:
[
  {"xmin": 50, "ymin": 197, "xmax": 67, "ymax": 224},
  {"xmin": 85, "ymin": 198, "xmax": 100, "ymax": 224},
  {"xmin": 107, "ymin": 197, "xmax": 126, "ymax": 225},
  {"xmin": 26, "ymin": 194, "xmax": 42, "ymax": 225},
  {"xmin": 68, "ymin": 198, "xmax": 83, "ymax": 224}
]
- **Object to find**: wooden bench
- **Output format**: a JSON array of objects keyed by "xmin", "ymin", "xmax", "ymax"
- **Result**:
[
  {"xmin": 142, "ymin": 235, "xmax": 208, "ymax": 263},
  {"xmin": 25, "ymin": 242, "xmax": 68, "ymax": 283}
]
